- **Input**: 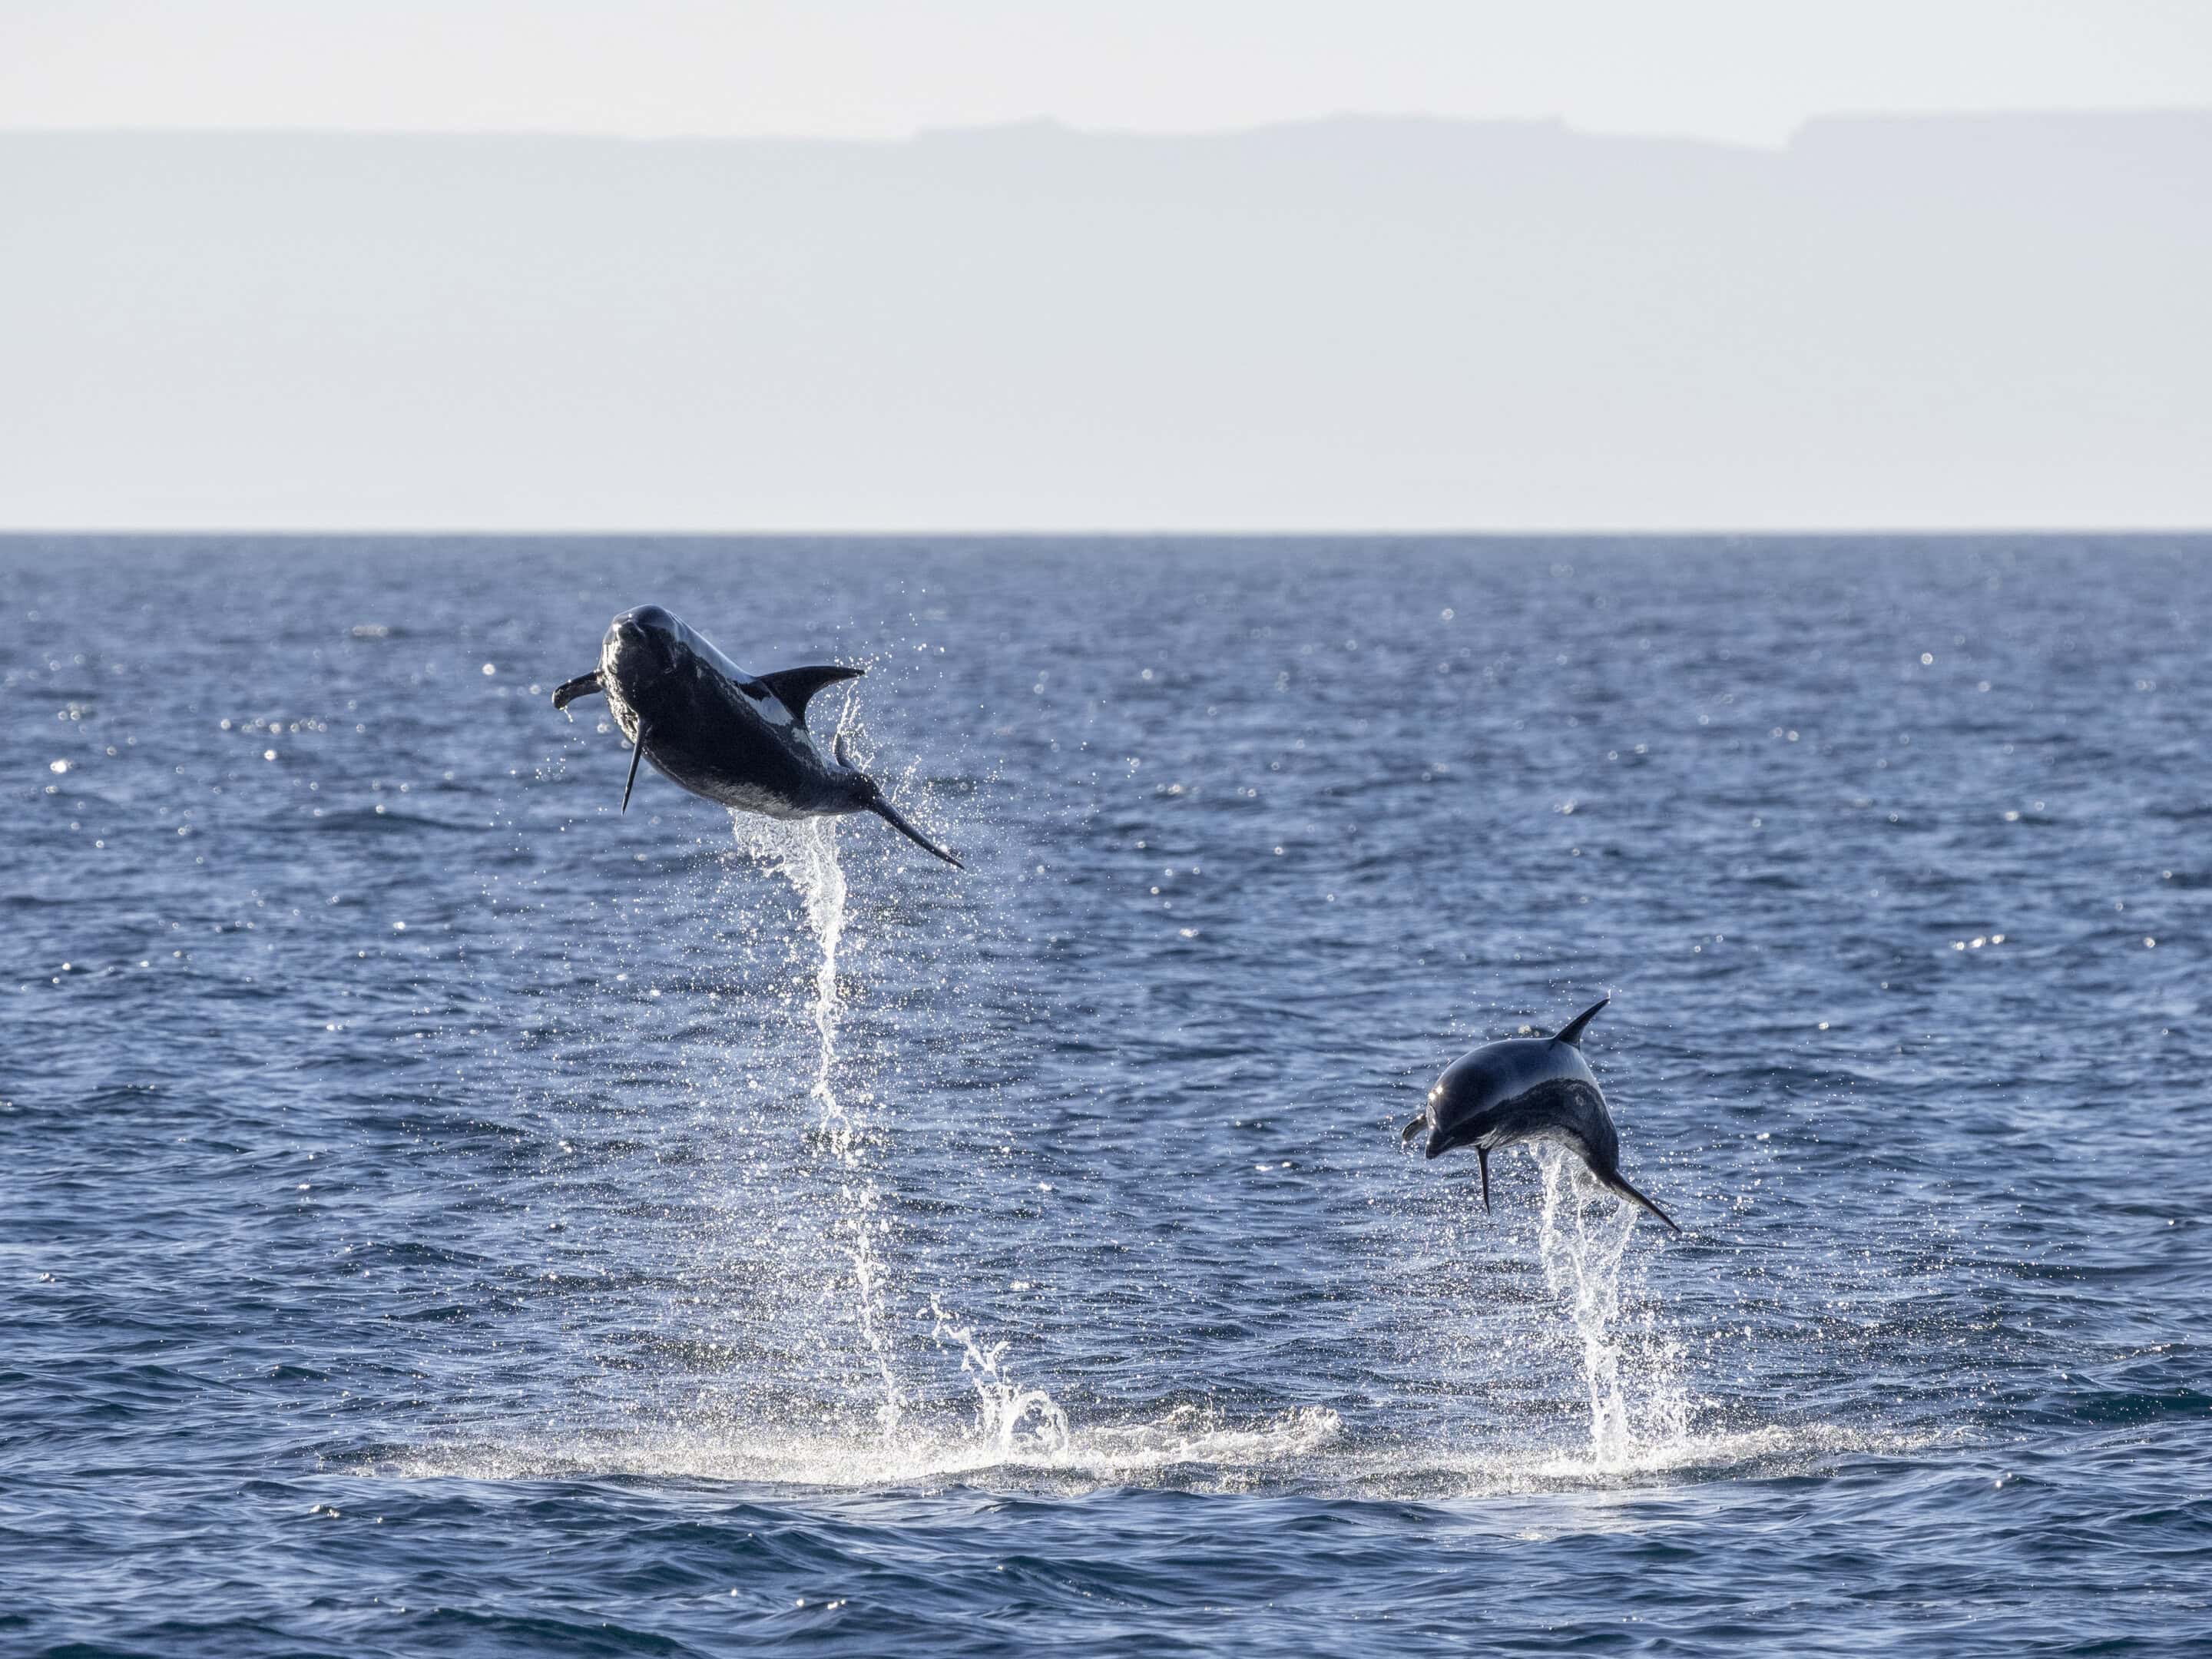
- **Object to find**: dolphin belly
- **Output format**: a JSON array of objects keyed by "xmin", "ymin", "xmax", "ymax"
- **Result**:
[
  {"xmin": 1470, "ymin": 1078, "xmax": 1611, "ymax": 1163},
  {"xmin": 609, "ymin": 668, "xmax": 833, "ymax": 816},
  {"xmin": 1427, "ymin": 1077, "xmax": 1607, "ymax": 1164}
]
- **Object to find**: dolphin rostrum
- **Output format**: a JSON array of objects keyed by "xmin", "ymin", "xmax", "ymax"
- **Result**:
[
  {"xmin": 1400, "ymin": 995, "xmax": 1678, "ymax": 1233},
  {"xmin": 551, "ymin": 604, "xmax": 962, "ymax": 868}
]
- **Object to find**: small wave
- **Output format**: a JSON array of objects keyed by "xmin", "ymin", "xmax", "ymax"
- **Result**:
[{"xmin": 296, "ymin": 806, "xmax": 477, "ymax": 834}]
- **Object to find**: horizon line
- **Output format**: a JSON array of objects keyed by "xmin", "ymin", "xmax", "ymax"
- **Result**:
[
  {"xmin": 6, "ymin": 526, "xmax": 2210, "ymax": 542},
  {"xmin": 4, "ymin": 104, "xmax": 2209, "ymax": 154}
]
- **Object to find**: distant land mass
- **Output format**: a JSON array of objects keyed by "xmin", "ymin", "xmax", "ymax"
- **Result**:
[{"xmin": 2, "ymin": 114, "xmax": 2207, "ymax": 530}]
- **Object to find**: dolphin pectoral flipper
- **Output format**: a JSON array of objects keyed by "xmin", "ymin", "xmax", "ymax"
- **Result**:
[
  {"xmin": 1598, "ymin": 1168, "xmax": 1681, "ymax": 1234},
  {"xmin": 1479, "ymin": 1147, "xmax": 1492, "ymax": 1214},
  {"xmin": 621, "ymin": 731, "xmax": 647, "ymax": 813},
  {"xmin": 868, "ymin": 797, "xmax": 964, "ymax": 869},
  {"xmin": 757, "ymin": 665, "xmax": 865, "ymax": 726},
  {"xmin": 1399, "ymin": 1112, "xmax": 1429, "ymax": 1145},
  {"xmin": 552, "ymin": 671, "xmax": 603, "ymax": 711}
]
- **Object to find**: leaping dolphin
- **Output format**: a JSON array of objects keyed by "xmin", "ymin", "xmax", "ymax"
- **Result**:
[
  {"xmin": 1400, "ymin": 996, "xmax": 1679, "ymax": 1233},
  {"xmin": 552, "ymin": 604, "xmax": 962, "ymax": 868}
]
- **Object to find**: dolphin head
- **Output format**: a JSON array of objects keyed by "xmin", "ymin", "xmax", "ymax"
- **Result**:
[
  {"xmin": 1423, "ymin": 1035, "xmax": 1590, "ymax": 1157},
  {"xmin": 601, "ymin": 604, "xmax": 688, "ymax": 690},
  {"xmin": 1410, "ymin": 996, "xmax": 1610, "ymax": 1160}
]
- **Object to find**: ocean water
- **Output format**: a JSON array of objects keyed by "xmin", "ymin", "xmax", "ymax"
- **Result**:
[{"xmin": 4, "ymin": 533, "xmax": 2208, "ymax": 1656}]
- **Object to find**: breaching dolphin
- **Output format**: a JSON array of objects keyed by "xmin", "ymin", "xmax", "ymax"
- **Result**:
[
  {"xmin": 1399, "ymin": 995, "xmax": 1679, "ymax": 1233},
  {"xmin": 551, "ymin": 604, "xmax": 962, "ymax": 868}
]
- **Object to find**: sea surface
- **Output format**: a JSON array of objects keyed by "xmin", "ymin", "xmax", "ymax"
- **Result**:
[{"xmin": 4, "ymin": 534, "xmax": 2209, "ymax": 1656}]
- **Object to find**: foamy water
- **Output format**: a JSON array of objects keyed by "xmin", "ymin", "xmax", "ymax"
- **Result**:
[{"xmin": 367, "ymin": 1406, "xmax": 1917, "ymax": 1502}]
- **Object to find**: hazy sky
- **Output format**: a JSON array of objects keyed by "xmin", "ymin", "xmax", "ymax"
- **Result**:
[
  {"xmin": 9, "ymin": 114, "xmax": 2209, "ymax": 530},
  {"xmin": 4, "ymin": 0, "xmax": 2210, "ymax": 146},
  {"xmin": 5, "ymin": 7, "xmax": 2208, "ymax": 529}
]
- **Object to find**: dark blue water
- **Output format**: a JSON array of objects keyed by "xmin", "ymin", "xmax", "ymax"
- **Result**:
[{"xmin": 5, "ymin": 535, "xmax": 2209, "ymax": 1655}]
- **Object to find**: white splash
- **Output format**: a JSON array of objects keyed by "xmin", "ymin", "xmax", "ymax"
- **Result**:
[
  {"xmin": 929, "ymin": 1297, "xmax": 1071, "ymax": 1459},
  {"xmin": 376, "ymin": 1405, "xmax": 1349, "ymax": 1492},
  {"xmin": 740, "ymin": 811, "xmax": 903, "ymax": 1436},
  {"xmin": 1535, "ymin": 1147, "xmax": 1685, "ymax": 1465},
  {"xmin": 371, "ymin": 1411, "xmax": 1915, "ymax": 1500}
]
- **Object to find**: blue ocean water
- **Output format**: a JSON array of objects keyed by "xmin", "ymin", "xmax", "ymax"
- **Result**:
[{"xmin": 3, "ymin": 534, "xmax": 2208, "ymax": 1656}]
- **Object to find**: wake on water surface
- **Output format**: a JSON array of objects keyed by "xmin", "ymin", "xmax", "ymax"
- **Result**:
[{"xmin": 370, "ymin": 801, "xmax": 1843, "ymax": 1502}]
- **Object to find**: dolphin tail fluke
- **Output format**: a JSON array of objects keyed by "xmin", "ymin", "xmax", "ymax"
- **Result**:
[
  {"xmin": 830, "ymin": 730, "xmax": 962, "ymax": 868},
  {"xmin": 868, "ymin": 797, "xmax": 964, "ymax": 869},
  {"xmin": 621, "ymin": 731, "xmax": 646, "ymax": 813},
  {"xmin": 1600, "ymin": 1168, "xmax": 1681, "ymax": 1234},
  {"xmin": 1478, "ymin": 1147, "xmax": 1492, "ymax": 1215},
  {"xmin": 1553, "ymin": 995, "xmax": 1611, "ymax": 1047},
  {"xmin": 552, "ymin": 671, "xmax": 603, "ymax": 712}
]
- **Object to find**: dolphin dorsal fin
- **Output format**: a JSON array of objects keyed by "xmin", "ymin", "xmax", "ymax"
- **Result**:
[
  {"xmin": 755, "ymin": 664, "xmax": 864, "ymax": 726},
  {"xmin": 1552, "ymin": 995, "xmax": 1610, "ymax": 1047}
]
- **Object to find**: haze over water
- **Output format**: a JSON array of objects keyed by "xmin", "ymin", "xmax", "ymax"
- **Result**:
[{"xmin": 5, "ymin": 534, "xmax": 2209, "ymax": 1654}]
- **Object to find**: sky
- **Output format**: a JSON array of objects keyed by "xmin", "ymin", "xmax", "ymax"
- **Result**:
[
  {"xmin": 4, "ymin": 0, "xmax": 2210, "ymax": 147},
  {"xmin": 2, "ymin": 3, "xmax": 2208, "ymax": 529}
]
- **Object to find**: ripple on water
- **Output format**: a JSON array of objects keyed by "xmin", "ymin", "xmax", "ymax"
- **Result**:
[{"xmin": 8, "ymin": 534, "xmax": 2212, "ymax": 1656}]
